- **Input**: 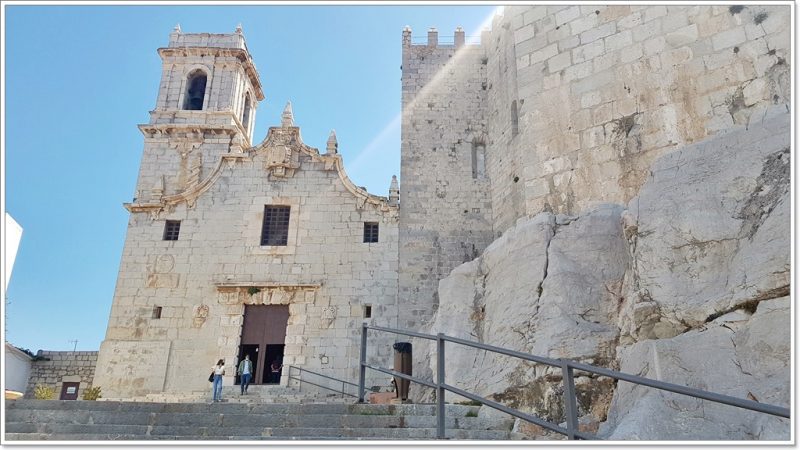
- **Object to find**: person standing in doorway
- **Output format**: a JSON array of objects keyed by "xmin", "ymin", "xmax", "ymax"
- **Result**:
[
  {"xmin": 270, "ymin": 359, "xmax": 283, "ymax": 384},
  {"xmin": 238, "ymin": 354, "xmax": 253, "ymax": 395},
  {"xmin": 211, "ymin": 359, "xmax": 225, "ymax": 402}
]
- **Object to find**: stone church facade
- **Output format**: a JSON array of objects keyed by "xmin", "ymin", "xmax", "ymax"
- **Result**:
[
  {"xmin": 95, "ymin": 4, "xmax": 791, "ymax": 402},
  {"xmin": 94, "ymin": 27, "xmax": 400, "ymax": 399}
]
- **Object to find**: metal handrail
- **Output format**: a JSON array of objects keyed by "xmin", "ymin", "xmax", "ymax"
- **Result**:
[
  {"xmin": 287, "ymin": 365, "xmax": 365, "ymax": 399},
  {"xmin": 358, "ymin": 324, "xmax": 790, "ymax": 440}
]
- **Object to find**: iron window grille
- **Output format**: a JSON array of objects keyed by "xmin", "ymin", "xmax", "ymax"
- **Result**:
[
  {"xmin": 163, "ymin": 220, "xmax": 181, "ymax": 241},
  {"xmin": 364, "ymin": 222, "xmax": 379, "ymax": 243},
  {"xmin": 261, "ymin": 206, "xmax": 291, "ymax": 246}
]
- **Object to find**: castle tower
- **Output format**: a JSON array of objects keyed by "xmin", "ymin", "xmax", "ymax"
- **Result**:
[
  {"xmin": 398, "ymin": 27, "xmax": 494, "ymax": 330},
  {"xmin": 134, "ymin": 25, "xmax": 264, "ymax": 202}
]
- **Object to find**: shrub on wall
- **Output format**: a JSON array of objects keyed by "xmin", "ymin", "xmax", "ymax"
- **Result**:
[
  {"xmin": 33, "ymin": 385, "xmax": 55, "ymax": 400},
  {"xmin": 82, "ymin": 386, "xmax": 102, "ymax": 401}
]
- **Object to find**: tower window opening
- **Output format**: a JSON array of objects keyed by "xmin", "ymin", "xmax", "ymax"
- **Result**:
[
  {"xmin": 511, "ymin": 100, "xmax": 519, "ymax": 137},
  {"xmin": 152, "ymin": 306, "xmax": 162, "ymax": 319},
  {"xmin": 183, "ymin": 70, "xmax": 207, "ymax": 110},
  {"xmin": 242, "ymin": 95, "xmax": 252, "ymax": 133},
  {"xmin": 472, "ymin": 141, "xmax": 486, "ymax": 179}
]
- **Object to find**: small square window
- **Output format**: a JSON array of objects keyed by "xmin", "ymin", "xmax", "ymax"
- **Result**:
[
  {"xmin": 364, "ymin": 305, "xmax": 372, "ymax": 318},
  {"xmin": 363, "ymin": 222, "xmax": 379, "ymax": 243},
  {"xmin": 152, "ymin": 306, "xmax": 162, "ymax": 319},
  {"xmin": 163, "ymin": 220, "xmax": 181, "ymax": 241},
  {"xmin": 261, "ymin": 206, "xmax": 290, "ymax": 246}
]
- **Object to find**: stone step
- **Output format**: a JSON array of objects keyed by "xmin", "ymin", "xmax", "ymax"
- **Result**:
[
  {"xmin": 6, "ymin": 412, "xmax": 512, "ymax": 431},
  {"xmin": 7, "ymin": 400, "xmax": 480, "ymax": 417},
  {"xmin": 4, "ymin": 400, "xmax": 516, "ymax": 441},
  {"xmin": 4, "ymin": 427, "xmax": 522, "ymax": 440}
]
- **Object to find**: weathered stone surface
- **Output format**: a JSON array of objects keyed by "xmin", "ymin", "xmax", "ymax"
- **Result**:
[
  {"xmin": 618, "ymin": 112, "xmax": 790, "ymax": 341},
  {"xmin": 424, "ymin": 204, "xmax": 627, "ymax": 422},
  {"xmin": 600, "ymin": 296, "xmax": 790, "ymax": 440}
]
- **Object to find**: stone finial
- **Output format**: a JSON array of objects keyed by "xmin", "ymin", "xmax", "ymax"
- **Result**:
[
  {"xmin": 326, "ymin": 130, "xmax": 338, "ymax": 154},
  {"xmin": 402, "ymin": 25, "xmax": 412, "ymax": 47},
  {"xmin": 281, "ymin": 101, "xmax": 294, "ymax": 127},
  {"xmin": 235, "ymin": 23, "xmax": 243, "ymax": 34},
  {"xmin": 388, "ymin": 175, "xmax": 399, "ymax": 206},
  {"xmin": 173, "ymin": 23, "xmax": 182, "ymax": 34},
  {"xmin": 455, "ymin": 26, "xmax": 465, "ymax": 48},
  {"xmin": 428, "ymin": 27, "xmax": 438, "ymax": 47}
]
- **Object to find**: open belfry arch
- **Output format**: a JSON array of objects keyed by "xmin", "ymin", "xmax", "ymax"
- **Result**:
[{"xmin": 93, "ymin": 26, "xmax": 400, "ymax": 400}]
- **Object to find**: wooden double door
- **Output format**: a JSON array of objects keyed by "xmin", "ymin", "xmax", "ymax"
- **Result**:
[{"xmin": 238, "ymin": 305, "xmax": 289, "ymax": 385}]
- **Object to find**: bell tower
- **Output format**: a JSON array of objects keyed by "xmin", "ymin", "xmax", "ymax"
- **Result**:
[{"xmin": 133, "ymin": 25, "xmax": 265, "ymax": 204}]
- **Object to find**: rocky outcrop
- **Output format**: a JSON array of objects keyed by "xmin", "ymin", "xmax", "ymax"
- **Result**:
[
  {"xmin": 421, "ymin": 110, "xmax": 790, "ymax": 440},
  {"xmin": 618, "ymin": 107, "xmax": 790, "ymax": 343},
  {"xmin": 424, "ymin": 204, "xmax": 628, "ymax": 423},
  {"xmin": 600, "ymin": 296, "xmax": 790, "ymax": 440}
]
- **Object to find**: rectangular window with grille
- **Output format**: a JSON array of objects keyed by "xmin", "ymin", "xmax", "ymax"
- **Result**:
[
  {"xmin": 261, "ymin": 206, "xmax": 290, "ymax": 246},
  {"xmin": 363, "ymin": 222, "xmax": 379, "ymax": 243},
  {"xmin": 163, "ymin": 220, "xmax": 181, "ymax": 241}
]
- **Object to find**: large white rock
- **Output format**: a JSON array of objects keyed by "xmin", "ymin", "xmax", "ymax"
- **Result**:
[
  {"xmin": 425, "ymin": 204, "xmax": 627, "ymax": 420},
  {"xmin": 600, "ymin": 296, "xmax": 790, "ymax": 440},
  {"xmin": 620, "ymin": 111, "xmax": 790, "ymax": 339}
]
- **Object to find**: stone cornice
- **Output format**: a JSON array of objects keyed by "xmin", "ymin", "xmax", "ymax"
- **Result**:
[
  {"xmin": 158, "ymin": 46, "xmax": 264, "ymax": 101},
  {"xmin": 214, "ymin": 282, "xmax": 321, "ymax": 290},
  {"xmin": 138, "ymin": 123, "xmax": 243, "ymax": 139}
]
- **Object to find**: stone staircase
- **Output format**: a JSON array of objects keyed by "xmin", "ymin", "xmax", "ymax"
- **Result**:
[
  {"xmin": 100, "ymin": 384, "xmax": 351, "ymax": 404},
  {"xmin": 5, "ymin": 400, "xmax": 525, "ymax": 440}
]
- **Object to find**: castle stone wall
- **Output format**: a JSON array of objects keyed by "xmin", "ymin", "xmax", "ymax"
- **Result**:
[
  {"xmin": 398, "ymin": 30, "xmax": 494, "ymax": 330},
  {"xmin": 487, "ymin": 4, "xmax": 790, "ymax": 218}
]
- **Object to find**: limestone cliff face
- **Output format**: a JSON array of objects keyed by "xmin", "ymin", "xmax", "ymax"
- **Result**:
[{"xmin": 422, "ymin": 110, "xmax": 790, "ymax": 440}]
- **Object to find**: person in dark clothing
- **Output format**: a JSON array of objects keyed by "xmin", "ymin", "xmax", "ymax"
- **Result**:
[{"xmin": 270, "ymin": 359, "xmax": 283, "ymax": 384}]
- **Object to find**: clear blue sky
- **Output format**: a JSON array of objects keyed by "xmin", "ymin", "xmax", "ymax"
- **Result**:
[{"xmin": 3, "ymin": 5, "xmax": 497, "ymax": 352}]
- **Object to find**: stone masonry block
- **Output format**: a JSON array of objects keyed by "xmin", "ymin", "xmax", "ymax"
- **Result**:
[
  {"xmin": 529, "ymin": 43, "xmax": 559, "ymax": 65},
  {"xmin": 665, "ymin": 24, "xmax": 698, "ymax": 47},
  {"xmin": 580, "ymin": 22, "xmax": 616, "ymax": 44},
  {"xmin": 605, "ymin": 30, "xmax": 633, "ymax": 52},
  {"xmin": 547, "ymin": 52, "xmax": 572, "ymax": 73},
  {"xmin": 711, "ymin": 26, "xmax": 746, "ymax": 51},
  {"xmin": 555, "ymin": 6, "xmax": 581, "ymax": 26}
]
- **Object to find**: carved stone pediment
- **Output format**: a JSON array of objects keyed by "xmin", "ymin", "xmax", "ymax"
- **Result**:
[{"xmin": 262, "ymin": 128, "xmax": 301, "ymax": 178}]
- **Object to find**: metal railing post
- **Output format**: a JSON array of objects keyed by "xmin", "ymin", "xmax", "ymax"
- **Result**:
[
  {"xmin": 436, "ymin": 333, "xmax": 446, "ymax": 439},
  {"xmin": 358, "ymin": 323, "xmax": 368, "ymax": 403},
  {"xmin": 561, "ymin": 361, "xmax": 579, "ymax": 440}
]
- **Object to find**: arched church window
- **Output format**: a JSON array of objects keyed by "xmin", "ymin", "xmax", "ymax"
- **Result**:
[
  {"xmin": 183, "ymin": 70, "xmax": 207, "ymax": 111},
  {"xmin": 242, "ymin": 95, "xmax": 252, "ymax": 132}
]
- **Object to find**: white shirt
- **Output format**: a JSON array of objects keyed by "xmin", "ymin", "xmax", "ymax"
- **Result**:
[{"xmin": 212, "ymin": 365, "xmax": 225, "ymax": 375}]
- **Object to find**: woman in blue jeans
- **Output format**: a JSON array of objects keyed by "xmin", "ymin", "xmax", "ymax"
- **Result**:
[{"xmin": 211, "ymin": 359, "xmax": 225, "ymax": 402}]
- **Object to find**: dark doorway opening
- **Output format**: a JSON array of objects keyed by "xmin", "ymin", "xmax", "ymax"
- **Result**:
[
  {"xmin": 235, "ymin": 344, "xmax": 259, "ymax": 386},
  {"xmin": 263, "ymin": 344, "xmax": 285, "ymax": 384},
  {"xmin": 238, "ymin": 304, "xmax": 289, "ymax": 385}
]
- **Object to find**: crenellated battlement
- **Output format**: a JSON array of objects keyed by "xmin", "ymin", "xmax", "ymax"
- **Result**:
[{"xmin": 401, "ymin": 25, "xmax": 488, "ymax": 49}]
